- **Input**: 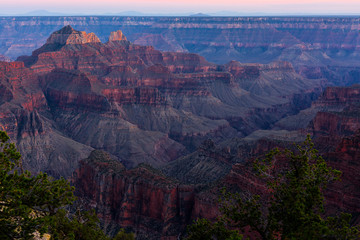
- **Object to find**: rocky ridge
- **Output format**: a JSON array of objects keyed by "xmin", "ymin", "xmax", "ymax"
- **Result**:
[{"xmin": 1, "ymin": 16, "xmax": 360, "ymax": 86}]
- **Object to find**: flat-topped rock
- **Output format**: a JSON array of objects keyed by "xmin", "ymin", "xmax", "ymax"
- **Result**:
[{"xmin": 108, "ymin": 30, "xmax": 127, "ymax": 42}]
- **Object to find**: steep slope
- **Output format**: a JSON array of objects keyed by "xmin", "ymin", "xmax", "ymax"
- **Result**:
[
  {"xmin": 73, "ymin": 128, "xmax": 360, "ymax": 239},
  {"xmin": 73, "ymin": 150, "xmax": 217, "ymax": 240},
  {"xmin": 326, "ymin": 130, "xmax": 360, "ymax": 224},
  {"xmin": 0, "ymin": 61, "xmax": 93, "ymax": 177},
  {"xmin": 10, "ymin": 26, "xmax": 323, "ymax": 169},
  {"xmin": 163, "ymin": 84, "xmax": 360, "ymax": 201}
]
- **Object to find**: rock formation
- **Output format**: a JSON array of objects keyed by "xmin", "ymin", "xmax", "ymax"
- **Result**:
[
  {"xmin": 46, "ymin": 25, "xmax": 101, "ymax": 45},
  {"xmin": 73, "ymin": 127, "xmax": 360, "ymax": 238},
  {"xmin": 109, "ymin": 30, "xmax": 127, "ymax": 42},
  {"xmin": 3, "ymin": 26, "xmax": 322, "ymax": 172},
  {"xmin": 73, "ymin": 150, "xmax": 216, "ymax": 239},
  {"xmin": 1, "ymin": 16, "xmax": 359, "ymax": 86},
  {"xmin": 0, "ymin": 61, "xmax": 93, "ymax": 177}
]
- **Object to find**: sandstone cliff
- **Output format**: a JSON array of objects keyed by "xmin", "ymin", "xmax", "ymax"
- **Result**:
[
  {"xmin": 73, "ymin": 150, "xmax": 217, "ymax": 240},
  {"xmin": 109, "ymin": 30, "xmax": 127, "ymax": 42},
  {"xmin": 0, "ymin": 61, "xmax": 93, "ymax": 177}
]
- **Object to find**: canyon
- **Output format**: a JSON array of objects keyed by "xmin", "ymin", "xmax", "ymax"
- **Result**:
[
  {"xmin": 0, "ymin": 16, "xmax": 360, "ymax": 86},
  {"xmin": 73, "ymin": 85, "xmax": 360, "ymax": 238},
  {"xmin": 81, "ymin": 86, "xmax": 360, "ymax": 239},
  {"xmin": 0, "ymin": 20, "xmax": 359, "ymax": 239},
  {"xmin": 0, "ymin": 25, "xmax": 323, "ymax": 177}
]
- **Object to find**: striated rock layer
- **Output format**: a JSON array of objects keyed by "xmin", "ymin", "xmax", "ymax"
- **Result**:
[
  {"xmin": 1, "ymin": 25, "xmax": 323, "ymax": 173},
  {"xmin": 73, "ymin": 129, "xmax": 360, "ymax": 239},
  {"xmin": 1, "ymin": 16, "xmax": 360, "ymax": 86},
  {"xmin": 0, "ymin": 61, "xmax": 93, "ymax": 177},
  {"xmin": 73, "ymin": 150, "xmax": 218, "ymax": 240}
]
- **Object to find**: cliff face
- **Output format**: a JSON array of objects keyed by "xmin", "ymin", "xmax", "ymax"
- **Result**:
[
  {"xmin": 0, "ymin": 61, "xmax": 93, "ymax": 177},
  {"xmin": 73, "ymin": 150, "xmax": 217, "ymax": 240},
  {"xmin": 0, "ymin": 26, "xmax": 325, "ymax": 175},
  {"xmin": 1, "ymin": 17, "xmax": 359, "ymax": 62},
  {"xmin": 306, "ymin": 85, "xmax": 360, "ymax": 150},
  {"xmin": 325, "ymin": 131, "xmax": 360, "ymax": 224},
  {"xmin": 73, "ymin": 127, "xmax": 360, "ymax": 239},
  {"xmin": 313, "ymin": 85, "xmax": 360, "ymax": 107},
  {"xmin": 0, "ymin": 26, "xmax": 330, "ymax": 238},
  {"xmin": 0, "ymin": 21, "xmax": 358, "ymax": 239}
]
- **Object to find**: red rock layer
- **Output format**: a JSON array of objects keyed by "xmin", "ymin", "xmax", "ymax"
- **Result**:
[
  {"xmin": 326, "ymin": 131, "xmax": 360, "ymax": 224},
  {"xmin": 73, "ymin": 151, "xmax": 217, "ymax": 240},
  {"xmin": 109, "ymin": 30, "xmax": 127, "ymax": 42},
  {"xmin": 313, "ymin": 85, "xmax": 360, "ymax": 107},
  {"xmin": 46, "ymin": 25, "xmax": 101, "ymax": 45},
  {"xmin": 308, "ymin": 85, "xmax": 360, "ymax": 150}
]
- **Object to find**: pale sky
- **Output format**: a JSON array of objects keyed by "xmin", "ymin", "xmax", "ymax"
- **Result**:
[{"xmin": 1, "ymin": 0, "xmax": 360, "ymax": 15}]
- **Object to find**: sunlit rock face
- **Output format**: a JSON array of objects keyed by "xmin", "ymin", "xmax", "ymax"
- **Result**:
[
  {"xmin": 109, "ymin": 30, "xmax": 127, "ymax": 42},
  {"xmin": 46, "ymin": 25, "xmax": 101, "ymax": 45}
]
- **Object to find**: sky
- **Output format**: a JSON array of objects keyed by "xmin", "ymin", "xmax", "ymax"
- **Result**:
[{"xmin": 1, "ymin": 0, "xmax": 360, "ymax": 15}]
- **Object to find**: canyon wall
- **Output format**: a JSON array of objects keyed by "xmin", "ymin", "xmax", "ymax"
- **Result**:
[
  {"xmin": 1, "ymin": 24, "xmax": 359, "ymax": 239},
  {"xmin": 0, "ymin": 26, "xmax": 324, "ymax": 177},
  {"xmin": 0, "ymin": 16, "xmax": 359, "ymax": 85}
]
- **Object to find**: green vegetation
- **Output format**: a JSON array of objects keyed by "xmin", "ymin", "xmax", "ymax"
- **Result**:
[
  {"xmin": 0, "ymin": 130, "xmax": 134, "ymax": 240},
  {"xmin": 186, "ymin": 135, "xmax": 360, "ymax": 240}
]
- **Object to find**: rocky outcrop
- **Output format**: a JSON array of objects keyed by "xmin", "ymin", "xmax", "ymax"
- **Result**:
[
  {"xmin": 73, "ymin": 150, "xmax": 218, "ymax": 239},
  {"xmin": 0, "ymin": 61, "xmax": 93, "ymax": 177},
  {"xmin": 0, "ymin": 21, "xmax": 358, "ymax": 240},
  {"xmin": 109, "ymin": 30, "xmax": 127, "ymax": 42},
  {"xmin": 303, "ymin": 85, "xmax": 360, "ymax": 151},
  {"xmin": 313, "ymin": 85, "xmax": 360, "ymax": 107},
  {"xmin": 46, "ymin": 25, "xmax": 101, "ymax": 45},
  {"xmin": 326, "ymin": 130, "xmax": 360, "ymax": 224},
  {"xmin": 0, "ymin": 25, "xmax": 326, "ymax": 176},
  {"xmin": 74, "ymin": 130, "xmax": 360, "ymax": 239}
]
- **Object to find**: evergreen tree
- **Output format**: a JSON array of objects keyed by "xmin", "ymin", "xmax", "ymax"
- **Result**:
[
  {"xmin": 0, "ymin": 130, "xmax": 75, "ymax": 239},
  {"xmin": 187, "ymin": 136, "xmax": 360, "ymax": 239},
  {"xmin": 0, "ymin": 130, "xmax": 134, "ymax": 240}
]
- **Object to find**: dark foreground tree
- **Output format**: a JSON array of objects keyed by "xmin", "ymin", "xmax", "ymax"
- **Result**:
[
  {"xmin": 0, "ymin": 130, "xmax": 134, "ymax": 240},
  {"xmin": 187, "ymin": 136, "xmax": 360, "ymax": 240},
  {"xmin": 0, "ymin": 130, "xmax": 75, "ymax": 239}
]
